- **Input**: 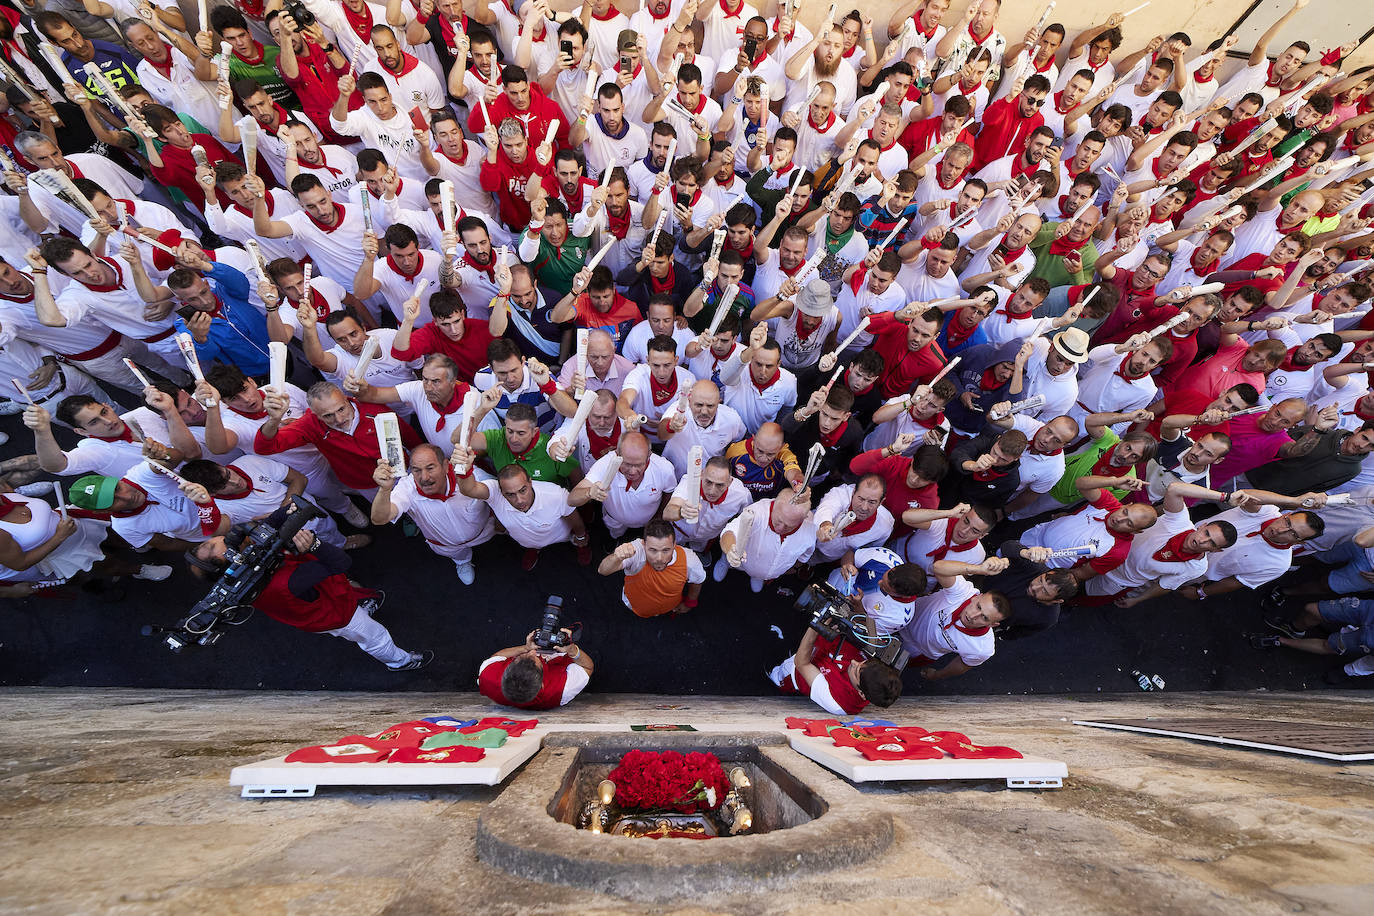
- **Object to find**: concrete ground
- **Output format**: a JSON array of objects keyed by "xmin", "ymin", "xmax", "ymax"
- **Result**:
[{"xmin": 2, "ymin": 688, "xmax": 1372, "ymax": 915}]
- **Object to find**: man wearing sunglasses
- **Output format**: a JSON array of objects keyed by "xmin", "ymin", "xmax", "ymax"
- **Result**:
[{"xmin": 972, "ymin": 73, "xmax": 1051, "ymax": 171}]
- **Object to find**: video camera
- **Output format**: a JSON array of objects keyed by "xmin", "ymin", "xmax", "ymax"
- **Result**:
[
  {"xmin": 794, "ymin": 582, "xmax": 910, "ymax": 670},
  {"xmin": 142, "ymin": 497, "xmax": 324, "ymax": 653},
  {"xmin": 533, "ymin": 595, "xmax": 583, "ymax": 650}
]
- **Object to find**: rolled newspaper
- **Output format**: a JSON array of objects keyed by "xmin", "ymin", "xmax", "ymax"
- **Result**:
[
  {"xmin": 145, "ymin": 459, "xmax": 188, "ymax": 485},
  {"xmin": 0, "ymin": 53, "xmax": 59, "ymax": 123},
  {"xmin": 831, "ymin": 162, "xmax": 856, "ymax": 200},
  {"xmin": 579, "ymin": 67, "xmax": 597, "ymax": 119},
  {"xmin": 301, "ymin": 262, "xmax": 313, "ymax": 310},
  {"xmin": 1228, "ymin": 120, "xmax": 1279, "ymax": 160},
  {"xmin": 359, "ymin": 187, "xmax": 373, "ymax": 233},
  {"xmin": 542, "ymin": 119, "xmax": 560, "ymax": 151},
  {"xmin": 804, "ymin": 83, "xmax": 822, "ymax": 107},
  {"xmin": 706, "ymin": 281, "xmax": 738, "ymax": 336},
  {"xmin": 733, "ymin": 505, "xmax": 753, "ymax": 563},
  {"xmin": 556, "ymin": 389, "xmax": 598, "ymax": 458},
  {"xmin": 685, "ymin": 445, "xmax": 703, "ymax": 510},
  {"xmin": 39, "ymin": 43, "xmax": 69, "ymax": 92},
  {"xmin": 574, "ymin": 329, "xmax": 589, "ymax": 395},
  {"xmin": 31, "ymin": 169, "xmax": 98, "ymax": 219},
  {"xmin": 10, "ymin": 378, "xmax": 34, "ymax": 404},
  {"xmin": 645, "ymin": 207, "xmax": 669, "ymax": 256},
  {"xmin": 585, "ymin": 239, "xmax": 615, "ymax": 272},
  {"xmin": 1122, "ymin": 1, "xmax": 1150, "ymax": 16},
  {"xmin": 351, "ymin": 336, "xmax": 380, "ymax": 382},
  {"xmin": 1033, "ymin": 2, "xmax": 1056, "ymax": 34},
  {"xmin": 826, "ymin": 315, "xmax": 870, "ymax": 360},
  {"xmin": 988, "ymin": 394, "xmax": 1045, "ymax": 421},
  {"xmin": 949, "ymin": 203, "xmax": 981, "ymax": 231},
  {"xmin": 217, "ymin": 42, "xmax": 231, "ymax": 90},
  {"xmin": 832, "ymin": 510, "xmax": 858, "ymax": 535},
  {"xmin": 1187, "ymin": 281, "xmax": 1227, "ymax": 297},
  {"xmin": 788, "ymin": 165, "xmax": 806, "ymax": 195},
  {"xmin": 411, "ymin": 278, "xmax": 430, "ymax": 304},
  {"xmin": 0, "ymin": 146, "xmax": 15, "ymax": 171},
  {"xmin": 799, "ymin": 442, "xmax": 825, "ymax": 492},
  {"xmin": 795, "ymin": 247, "xmax": 827, "ymax": 283},
  {"xmin": 121, "ymin": 358, "xmax": 154, "ymax": 390},
  {"xmin": 190, "ymin": 144, "xmax": 210, "ymax": 169},
  {"xmin": 477, "ymin": 79, "xmax": 491, "ymax": 129},
  {"xmin": 708, "ymin": 227, "xmax": 726, "ymax": 263},
  {"xmin": 878, "ymin": 217, "xmax": 909, "ymax": 250},
  {"xmin": 927, "ymin": 354, "xmax": 962, "ymax": 387},
  {"xmin": 1047, "ymin": 545, "xmax": 1096, "ymax": 559},
  {"xmin": 439, "ymin": 180, "xmax": 456, "ymax": 248},
  {"xmin": 597, "ymin": 454, "xmax": 623, "ymax": 489},
  {"xmin": 176, "ymin": 331, "xmax": 207, "ymax": 380},
  {"xmin": 823, "ymin": 361, "xmax": 845, "ymax": 391},
  {"xmin": 375, "ymin": 411, "xmax": 406, "ymax": 477},
  {"xmin": 53, "ymin": 480, "xmax": 68, "ymax": 520},
  {"xmin": 452, "ymin": 389, "xmax": 482, "ymax": 469},
  {"xmin": 870, "ymin": 81, "xmax": 890, "ymax": 107},
  {"xmin": 239, "ymin": 117, "xmax": 259, "ymax": 175},
  {"xmin": 349, "ymin": 37, "xmax": 366, "ymax": 75},
  {"xmin": 244, "ymin": 239, "xmax": 267, "ymax": 281},
  {"xmin": 197, "ymin": 0, "xmax": 208, "ymax": 31},
  {"xmin": 1146, "ymin": 311, "xmax": 1192, "ymax": 339},
  {"xmin": 126, "ymin": 418, "xmax": 146, "ymax": 442},
  {"xmin": 82, "ymin": 62, "xmax": 137, "ymax": 120},
  {"xmin": 268, "ymin": 340, "xmax": 288, "ymax": 394},
  {"xmin": 663, "ymin": 136, "xmax": 678, "ymax": 172}
]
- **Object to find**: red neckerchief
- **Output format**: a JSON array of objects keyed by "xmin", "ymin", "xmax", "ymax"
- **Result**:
[
  {"xmin": 111, "ymin": 480, "xmax": 153, "ymax": 517},
  {"xmin": 0, "ymin": 493, "xmax": 18, "ymax": 516},
  {"xmin": 927, "ymin": 518, "xmax": 980, "ymax": 561},
  {"xmin": 678, "ymin": 92, "xmax": 708, "ymax": 116},
  {"xmin": 417, "ymin": 463, "xmax": 459, "ymax": 501},
  {"xmin": 342, "ymin": 1, "xmax": 374, "ymax": 41},
  {"xmin": 590, "ymin": 4, "xmax": 620, "ymax": 20},
  {"xmin": 1030, "ymin": 437, "xmax": 1062, "ymax": 456},
  {"xmin": 935, "ymin": 162, "xmax": 967, "ymax": 190},
  {"xmin": 214, "ymin": 466, "xmax": 261, "ymax": 500},
  {"xmin": 944, "ymin": 315, "xmax": 978, "ymax": 349},
  {"xmin": 843, "ymin": 507, "xmax": 878, "ymax": 535},
  {"xmin": 1152, "ymin": 529, "xmax": 1202, "ymax": 563},
  {"xmin": 1264, "ymin": 60, "xmax": 1283, "ymax": 89},
  {"xmin": 228, "ymin": 403, "xmax": 268, "ymax": 420},
  {"xmin": 1055, "ymin": 195, "xmax": 1074, "ymax": 219},
  {"xmin": 92, "ymin": 425, "xmax": 135, "ymax": 443},
  {"xmin": 463, "ymin": 251, "xmax": 496, "ymax": 278},
  {"xmin": 767, "ymin": 501, "xmax": 799, "ymax": 543},
  {"xmin": 0, "ymin": 278, "xmax": 34, "ymax": 302},
  {"xmin": 386, "ymin": 251, "xmax": 424, "ymax": 281},
  {"xmin": 1113, "ymin": 361, "xmax": 1149, "ymax": 383},
  {"xmin": 297, "ymin": 287, "xmax": 331, "ymax": 320},
  {"xmin": 441, "ymin": 142, "xmax": 469, "ymax": 167},
  {"xmin": 1033, "ymin": 53, "xmax": 1055, "ymax": 74},
  {"xmin": 793, "ymin": 311, "xmax": 823, "ymax": 341},
  {"xmin": 957, "ymin": 77, "xmax": 981, "ymax": 95},
  {"xmin": 909, "ymin": 405, "xmax": 944, "ymax": 429},
  {"xmin": 648, "ymin": 370, "xmax": 679, "ymax": 406},
  {"xmin": 507, "ymin": 432, "xmax": 540, "ymax": 461},
  {"xmin": 605, "ymin": 205, "xmax": 631, "ymax": 239},
  {"xmin": 586, "ymin": 418, "xmax": 621, "ymax": 459},
  {"xmin": 978, "ymin": 366, "xmax": 1002, "ymax": 390},
  {"xmin": 1279, "ymin": 347, "xmax": 1316, "ymax": 372},
  {"xmin": 808, "ymin": 110, "xmax": 837, "ymax": 132},
  {"xmin": 944, "ymin": 595, "xmax": 989, "ymax": 635},
  {"xmin": 1246, "ymin": 516, "xmax": 1283, "ymax": 547},
  {"xmin": 431, "ymin": 383, "xmax": 468, "ymax": 431},
  {"xmin": 1048, "ymin": 233, "xmax": 1090, "ymax": 256},
  {"xmin": 1010, "ymin": 153, "xmax": 1039, "ymax": 179},
  {"xmin": 701, "ymin": 480, "xmax": 729, "ymax": 506},
  {"xmin": 972, "ymin": 462, "xmax": 1010, "ymax": 482},
  {"xmin": 649, "ymin": 265, "xmax": 676, "ymax": 294},
  {"xmin": 144, "ymin": 44, "xmax": 174, "ymax": 77},
  {"xmin": 233, "ymin": 41, "xmax": 266, "ymax": 66},
  {"xmin": 1190, "ymin": 246, "xmax": 1216, "ymax": 275},
  {"xmin": 234, "ymin": 190, "xmax": 274, "ymax": 218},
  {"xmin": 718, "ymin": 0, "xmax": 744, "ymax": 19},
  {"xmin": 1089, "ymin": 444, "xmax": 1129, "ymax": 477},
  {"xmin": 387, "ymin": 51, "xmax": 424, "ymax": 78},
  {"xmin": 913, "ymin": 12, "xmax": 938, "ymax": 38},
  {"xmin": 844, "ymin": 368, "xmax": 875, "ymax": 396},
  {"xmin": 751, "ymin": 368, "xmax": 781, "ymax": 393},
  {"xmin": 1348, "ymin": 399, "xmax": 1374, "ymax": 422},
  {"xmin": 304, "ymin": 154, "xmax": 346, "ymax": 178},
  {"xmin": 818, "ymin": 418, "xmax": 848, "ymax": 448},
  {"xmin": 994, "ymin": 237, "xmax": 1027, "ymax": 264},
  {"xmin": 1086, "ymin": 53, "xmax": 1109, "ymax": 72},
  {"xmin": 305, "ymin": 202, "xmax": 346, "ymax": 233},
  {"xmin": 968, "ymin": 22, "xmax": 992, "ymax": 45},
  {"xmin": 80, "ymin": 258, "xmax": 124, "ymax": 293}
]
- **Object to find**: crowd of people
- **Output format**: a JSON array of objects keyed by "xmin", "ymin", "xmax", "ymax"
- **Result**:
[{"xmin": 2, "ymin": 0, "xmax": 1374, "ymax": 711}]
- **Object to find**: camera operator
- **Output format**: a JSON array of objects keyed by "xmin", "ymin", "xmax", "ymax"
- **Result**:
[
  {"xmin": 186, "ymin": 505, "xmax": 433, "ymax": 671},
  {"xmin": 477, "ymin": 629, "xmax": 594, "ymax": 710},
  {"xmin": 768, "ymin": 626, "xmax": 904, "ymax": 716}
]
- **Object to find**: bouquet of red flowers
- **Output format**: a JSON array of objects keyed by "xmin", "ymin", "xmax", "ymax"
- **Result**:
[{"xmin": 606, "ymin": 749, "xmax": 731, "ymax": 813}]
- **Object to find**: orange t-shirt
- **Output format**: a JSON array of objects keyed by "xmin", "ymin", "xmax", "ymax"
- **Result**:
[{"xmin": 623, "ymin": 546, "xmax": 690, "ymax": 618}]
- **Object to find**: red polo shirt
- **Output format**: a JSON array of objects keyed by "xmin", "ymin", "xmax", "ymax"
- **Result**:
[{"xmin": 865, "ymin": 311, "xmax": 947, "ymax": 398}]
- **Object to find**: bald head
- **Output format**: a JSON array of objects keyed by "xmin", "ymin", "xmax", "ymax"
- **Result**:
[
  {"xmin": 618, "ymin": 430, "xmax": 651, "ymax": 461},
  {"xmin": 586, "ymin": 329, "xmax": 616, "ymax": 377},
  {"xmin": 755, "ymin": 421, "xmax": 784, "ymax": 451}
]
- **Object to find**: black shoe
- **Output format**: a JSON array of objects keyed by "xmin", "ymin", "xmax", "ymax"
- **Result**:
[
  {"xmin": 1250, "ymin": 634, "xmax": 1282, "ymax": 649},
  {"xmin": 1265, "ymin": 615, "xmax": 1306, "ymax": 639},
  {"xmin": 1261, "ymin": 587, "xmax": 1289, "ymax": 614},
  {"xmin": 357, "ymin": 590, "xmax": 386, "ymax": 618},
  {"xmin": 391, "ymin": 649, "xmax": 433, "ymax": 671},
  {"xmin": 1323, "ymin": 666, "xmax": 1374, "ymax": 687}
]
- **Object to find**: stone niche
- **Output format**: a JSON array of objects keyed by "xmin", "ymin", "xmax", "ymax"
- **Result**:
[{"xmin": 475, "ymin": 732, "xmax": 894, "ymax": 901}]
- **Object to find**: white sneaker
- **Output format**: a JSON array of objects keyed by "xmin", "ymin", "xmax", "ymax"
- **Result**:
[
  {"xmin": 16, "ymin": 482, "xmax": 53, "ymax": 497},
  {"xmin": 134, "ymin": 564, "xmax": 173, "ymax": 581},
  {"xmin": 749, "ymin": 577, "xmax": 763, "ymax": 593},
  {"xmin": 455, "ymin": 560, "xmax": 475, "ymax": 585},
  {"xmin": 341, "ymin": 504, "xmax": 369, "ymax": 528},
  {"xmin": 712, "ymin": 554, "xmax": 729, "ymax": 582}
]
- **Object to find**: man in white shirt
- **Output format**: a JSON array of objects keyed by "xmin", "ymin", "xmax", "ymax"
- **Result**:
[
  {"xmin": 663, "ymin": 454, "xmax": 753, "ymax": 553},
  {"xmin": 371, "ymin": 444, "xmax": 495, "ymax": 584},
  {"xmin": 251, "ymin": 173, "xmax": 369, "ymax": 287},
  {"xmin": 455, "ymin": 463, "xmax": 593, "ymax": 571},
  {"xmin": 660, "ymin": 380, "xmax": 748, "ymax": 476},
  {"xmin": 573, "ymin": 432, "xmax": 678, "ymax": 537},
  {"xmin": 898, "ymin": 562, "xmax": 1010, "ymax": 680},
  {"xmin": 719, "ymin": 489, "xmax": 817, "ymax": 592},
  {"xmin": 810, "ymin": 475, "xmax": 895, "ymax": 563},
  {"xmin": 329, "ymin": 72, "xmax": 428, "ymax": 180},
  {"xmin": 723, "ymin": 324, "xmax": 797, "ymax": 434}
]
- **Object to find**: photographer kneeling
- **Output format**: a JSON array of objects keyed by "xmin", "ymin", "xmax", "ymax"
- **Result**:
[
  {"xmin": 187, "ymin": 505, "xmax": 432, "ymax": 671},
  {"xmin": 478, "ymin": 628, "xmax": 594, "ymax": 710},
  {"xmin": 769, "ymin": 627, "xmax": 904, "ymax": 716}
]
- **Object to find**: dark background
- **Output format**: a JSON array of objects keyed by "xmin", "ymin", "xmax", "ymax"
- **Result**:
[{"xmin": 0, "ymin": 408, "xmax": 1338, "ymax": 696}]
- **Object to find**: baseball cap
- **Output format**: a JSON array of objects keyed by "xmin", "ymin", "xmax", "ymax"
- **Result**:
[
  {"xmin": 617, "ymin": 29, "xmax": 638, "ymax": 52},
  {"xmin": 1052, "ymin": 327, "xmax": 1090, "ymax": 364},
  {"xmin": 69, "ymin": 474, "xmax": 118, "ymax": 511},
  {"xmin": 796, "ymin": 278, "xmax": 833, "ymax": 317}
]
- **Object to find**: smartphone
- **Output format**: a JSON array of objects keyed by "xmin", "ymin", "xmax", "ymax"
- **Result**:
[
  {"xmin": 560, "ymin": 39, "xmax": 573, "ymax": 56},
  {"xmin": 676, "ymin": 191, "xmax": 691, "ymax": 208},
  {"xmin": 1049, "ymin": 136, "xmax": 1065, "ymax": 153},
  {"xmin": 620, "ymin": 55, "xmax": 631, "ymax": 72},
  {"xmin": 743, "ymin": 37, "xmax": 758, "ymax": 60}
]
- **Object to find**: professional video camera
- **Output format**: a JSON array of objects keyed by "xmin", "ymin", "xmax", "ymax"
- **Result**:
[
  {"xmin": 142, "ymin": 497, "xmax": 323, "ymax": 653},
  {"xmin": 794, "ymin": 582, "xmax": 910, "ymax": 670},
  {"xmin": 532, "ymin": 595, "xmax": 583, "ymax": 650}
]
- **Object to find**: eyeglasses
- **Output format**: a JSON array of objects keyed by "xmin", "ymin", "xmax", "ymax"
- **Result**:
[{"xmin": 1024, "ymin": 95, "xmax": 1047, "ymax": 108}]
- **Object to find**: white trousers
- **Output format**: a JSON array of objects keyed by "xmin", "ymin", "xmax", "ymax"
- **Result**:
[{"xmin": 325, "ymin": 605, "xmax": 411, "ymax": 667}]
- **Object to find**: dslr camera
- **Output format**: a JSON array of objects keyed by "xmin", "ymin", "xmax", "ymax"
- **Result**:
[
  {"xmin": 143, "ymin": 497, "xmax": 323, "ymax": 653},
  {"xmin": 794, "ymin": 582, "xmax": 910, "ymax": 670},
  {"xmin": 282, "ymin": 0, "xmax": 316, "ymax": 30},
  {"xmin": 533, "ymin": 595, "xmax": 583, "ymax": 650}
]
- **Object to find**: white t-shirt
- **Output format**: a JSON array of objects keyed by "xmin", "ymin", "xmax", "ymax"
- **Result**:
[
  {"xmin": 899, "ymin": 576, "xmax": 994, "ymax": 667},
  {"xmin": 483, "ymin": 479, "xmax": 577, "ymax": 549},
  {"xmin": 586, "ymin": 451, "xmax": 678, "ymax": 532}
]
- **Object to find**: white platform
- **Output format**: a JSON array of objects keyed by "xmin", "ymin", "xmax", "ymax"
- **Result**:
[
  {"xmin": 787, "ymin": 733, "xmax": 1067, "ymax": 788},
  {"xmin": 229, "ymin": 732, "xmax": 543, "ymax": 797}
]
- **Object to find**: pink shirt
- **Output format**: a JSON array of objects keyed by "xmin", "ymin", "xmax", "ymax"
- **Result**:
[
  {"xmin": 1166, "ymin": 340, "xmax": 1269, "ymax": 402},
  {"xmin": 1209, "ymin": 414, "xmax": 1291, "ymax": 487}
]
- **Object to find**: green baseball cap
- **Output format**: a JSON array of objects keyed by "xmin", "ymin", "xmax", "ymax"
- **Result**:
[{"xmin": 69, "ymin": 475, "xmax": 118, "ymax": 511}]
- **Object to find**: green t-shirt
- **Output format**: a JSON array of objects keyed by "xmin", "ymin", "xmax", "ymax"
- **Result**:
[
  {"xmin": 1049, "ymin": 429, "xmax": 1135, "ymax": 505},
  {"xmin": 228, "ymin": 44, "xmax": 298, "ymax": 108},
  {"xmin": 483, "ymin": 429, "xmax": 578, "ymax": 485},
  {"xmin": 528, "ymin": 234, "xmax": 593, "ymax": 299},
  {"xmin": 1028, "ymin": 222, "xmax": 1099, "ymax": 289}
]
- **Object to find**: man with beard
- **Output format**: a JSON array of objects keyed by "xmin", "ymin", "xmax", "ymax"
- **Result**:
[
  {"xmin": 456, "ymin": 463, "xmax": 593, "ymax": 570},
  {"xmin": 972, "ymin": 74, "xmax": 1050, "ymax": 172},
  {"xmin": 599, "ymin": 518, "xmax": 707, "ymax": 618},
  {"xmin": 783, "ymin": 16, "xmax": 857, "ymax": 116},
  {"xmin": 1068, "ymin": 336, "xmax": 1172, "ymax": 435},
  {"xmin": 570, "ymin": 75, "xmax": 650, "ymax": 176},
  {"xmin": 364, "ymin": 24, "xmax": 444, "ymax": 116},
  {"xmin": 571, "ymin": 169, "xmax": 652, "ymax": 280},
  {"xmin": 252, "ymin": 173, "xmax": 370, "ymax": 286},
  {"xmin": 962, "ymin": 213, "xmax": 1045, "ymax": 297},
  {"xmin": 809, "ymin": 474, "xmax": 895, "ymax": 565}
]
